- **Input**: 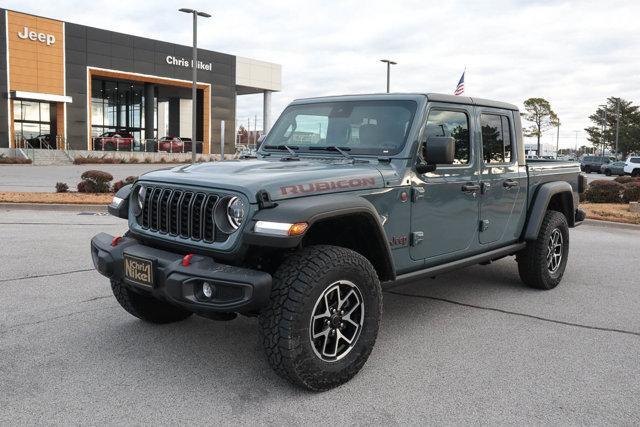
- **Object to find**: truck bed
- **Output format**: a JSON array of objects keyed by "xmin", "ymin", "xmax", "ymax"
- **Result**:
[{"xmin": 526, "ymin": 160, "xmax": 581, "ymax": 207}]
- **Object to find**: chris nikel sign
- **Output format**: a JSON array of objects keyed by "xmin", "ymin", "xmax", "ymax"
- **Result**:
[
  {"xmin": 166, "ymin": 55, "xmax": 212, "ymax": 71},
  {"xmin": 17, "ymin": 26, "xmax": 56, "ymax": 46}
]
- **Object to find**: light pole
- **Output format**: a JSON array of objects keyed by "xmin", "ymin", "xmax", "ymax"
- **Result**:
[
  {"xmin": 614, "ymin": 98, "xmax": 620, "ymax": 158},
  {"xmin": 599, "ymin": 104, "xmax": 607, "ymax": 158},
  {"xmin": 179, "ymin": 8, "xmax": 211, "ymax": 163},
  {"xmin": 380, "ymin": 59, "xmax": 396, "ymax": 93}
]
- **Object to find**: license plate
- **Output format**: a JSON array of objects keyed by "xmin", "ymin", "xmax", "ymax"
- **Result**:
[{"xmin": 123, "ymin": 254, "xmax": 154, "ymax": 287}]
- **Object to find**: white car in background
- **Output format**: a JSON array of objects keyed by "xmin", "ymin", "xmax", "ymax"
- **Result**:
[{"xmin": 624, "ymin": 156, "xmax": 640, "ymax": 176}]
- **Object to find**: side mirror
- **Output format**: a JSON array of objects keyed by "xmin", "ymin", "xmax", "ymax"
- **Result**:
[
  {"xmin": 416, "ymin": 136, "xmax": 455, "ymax": 174},
  {"xmin": 257, "ymin": 134, "xmax": 266, "ymax": 144}
]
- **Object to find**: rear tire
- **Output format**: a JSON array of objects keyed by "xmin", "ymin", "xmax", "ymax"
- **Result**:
[
  {"xmin": 259, "ymin": 245, "xmax": 382, "ymax": 391},
  {"xmin": 517, "ymin": 210, "xmax": 569, "ymax": 290},
  {"xmin": 111, "ymin": 280, "xmax": 193, "ymax": 323},
  {"xmin": 605, "ymin": 169, "xmax": 611, "ymax": 176}
]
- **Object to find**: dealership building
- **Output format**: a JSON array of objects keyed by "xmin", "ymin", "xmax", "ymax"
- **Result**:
[{"xmin": 0, "ymin": 9, "xmax": 281, "ymax": 154}]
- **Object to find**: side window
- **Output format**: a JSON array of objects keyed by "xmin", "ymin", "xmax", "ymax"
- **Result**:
[
  {"xmin": 481, "ymin": 113, "xmax": 514, "ymax": 164},
  {"xmin": 425, "ymin": 110, "xmax": 470, "ymax": 165}
]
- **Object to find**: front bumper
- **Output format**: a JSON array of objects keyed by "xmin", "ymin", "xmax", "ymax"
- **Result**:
[{"xmin": 90, "ymin": 233, "xmax": 272, "ymax": 313}]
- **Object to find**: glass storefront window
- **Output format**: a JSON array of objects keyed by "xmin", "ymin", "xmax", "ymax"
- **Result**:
[
  {"xmin": 91, "ymin": 78, "xmax": 156, "ymax": 149},
  {"xmin": 13, "ymin": 100, "xmax": 53, "ymax": 146}
]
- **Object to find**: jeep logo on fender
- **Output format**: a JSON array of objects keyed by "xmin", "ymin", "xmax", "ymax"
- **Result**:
[
  {"xmin": 17, "ymin": 26, "xmax": 56, "ymax": 46},
  {"xmin": 280, "ymin": 177, "xmax": 377, "ymax": 196}
]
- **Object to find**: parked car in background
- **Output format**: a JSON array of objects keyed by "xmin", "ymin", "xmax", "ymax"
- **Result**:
[
  {"xmin": 94, "ymin": 131, "xmax": 135, "ymax": 151},
  {"xmin": 624, "ymin": 156, "xmax": 640, "ymax": 176},
  {"xmin": 580, "ymin": 155, "xmax": 611, "ymax": 173},
  {"xmin": 600, "ymin": 161, "xmax": 627, "ymax": 176},
  {"xmin": 157, "ymin": 136, "xmax": 192, "ymax": 153},
  {"xmin": 27, "ymin": 134, "xmax": 55, "ymax": 149}
]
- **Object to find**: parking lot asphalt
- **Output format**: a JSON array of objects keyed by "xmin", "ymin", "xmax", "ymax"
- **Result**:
[
  {"xmin": 0, "ymin": 208, "xmax": 638, "ymax": 424},
  {"xmin": 0, "ymin": 164, "xmax": 182, "ymax": 192}
]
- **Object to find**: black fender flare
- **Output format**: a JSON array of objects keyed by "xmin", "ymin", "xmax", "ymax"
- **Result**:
[
  {"xmin": 524, "ymin": 181, "xmax": 575, "ymax": 241},
  {"xmin": 244, "ymin": 194, "xmax": 395, "ymax": 279},
  {"xmin": 108, "ymin": 184, "xmax": 132, "ymax": 219}
]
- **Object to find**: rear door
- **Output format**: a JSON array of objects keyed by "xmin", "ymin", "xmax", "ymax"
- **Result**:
[
  {"xmin": 410, "ymin": 103, "xmax": 480, "ymax": 262},
  {"xmin": 477, "ymin": 110, "xmax": 526, "ymax": 245}
]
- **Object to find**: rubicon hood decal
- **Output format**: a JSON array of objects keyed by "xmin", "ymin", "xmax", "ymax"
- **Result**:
[{"xmin": 280, "ymin": 177, "xmax": 378, "ymax": 196}]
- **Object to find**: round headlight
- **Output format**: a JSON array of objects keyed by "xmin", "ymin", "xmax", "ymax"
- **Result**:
[
  {"xmin": 226, "ymin": 196, "xmax": 246, "ymax": 230},
  {"xmin": 137, "ymin": 186, "xmax": 146, "ymax": 210}
]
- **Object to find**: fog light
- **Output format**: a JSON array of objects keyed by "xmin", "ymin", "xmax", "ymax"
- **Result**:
[{"xmin": 202, "ymin": 282, "xmax": 214, "ymax": 298}]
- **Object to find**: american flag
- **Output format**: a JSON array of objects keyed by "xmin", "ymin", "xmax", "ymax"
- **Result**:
[{"xmin": 454, "ymin": 71, "xmax": 465, "ymax": 95}]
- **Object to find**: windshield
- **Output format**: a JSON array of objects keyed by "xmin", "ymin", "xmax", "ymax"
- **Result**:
[{"xmin": 262, "ymin": 100, "xmax": 417, "ymax": 156}]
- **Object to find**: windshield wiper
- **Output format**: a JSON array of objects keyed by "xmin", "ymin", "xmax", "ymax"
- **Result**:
[
  {"xmin": 263, "ymin": 144, "xmax": 299, "ymax": 157},
  {"xmin": 309, "ymin": 146, "xmax": 353, "ymax": 161}
]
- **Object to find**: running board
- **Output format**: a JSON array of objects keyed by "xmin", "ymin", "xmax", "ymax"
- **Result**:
[{"xmin": 387, "ymin": 242, "xmax": 527, "ymax": 289}]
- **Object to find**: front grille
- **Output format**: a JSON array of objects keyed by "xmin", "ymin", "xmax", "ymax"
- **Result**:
[{"xmin": 139, "ymin": 186, "xmax": 221, "ymax": 242}]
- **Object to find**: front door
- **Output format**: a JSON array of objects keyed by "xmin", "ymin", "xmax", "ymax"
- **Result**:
[
  {"xmin": 477, "ymin": 110, "xmax": 526, "ymax": 245},
  {"xmin": 410, "ymin": 104, "xmax": 480, "ymax": 263}
]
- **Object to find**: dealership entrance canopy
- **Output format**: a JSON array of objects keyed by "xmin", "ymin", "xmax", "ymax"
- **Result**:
[{"xmin": 0, "ymin": 9, "xmax": 281, "ymax": 154}]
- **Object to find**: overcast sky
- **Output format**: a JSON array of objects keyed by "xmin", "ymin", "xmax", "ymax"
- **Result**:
[{"xmin": 6, "ymin": 0, "xmax": 639, "ymax": 148}]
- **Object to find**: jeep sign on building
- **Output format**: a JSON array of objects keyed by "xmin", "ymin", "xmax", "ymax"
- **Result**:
[{"xmin": 0, "ymin": 9, "xmax": 281, "ymax": 154}]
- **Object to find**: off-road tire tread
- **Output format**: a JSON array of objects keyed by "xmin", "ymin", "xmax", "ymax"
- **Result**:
[
  {"xmin": 111, "ymin": 280, "xmax": 192, "ymax": 323},
  {"xmin": 517, "ymin": 210, "xmax": 569, "ymax": 290},
  {"xmin": 259, "ymin": 245, "xmax": 381, "ymax": 391}
]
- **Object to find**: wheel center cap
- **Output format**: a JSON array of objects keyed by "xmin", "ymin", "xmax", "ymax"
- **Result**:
[{"xmin": 330, "ymin": 313, "xmax": 342, "ymax": 328}]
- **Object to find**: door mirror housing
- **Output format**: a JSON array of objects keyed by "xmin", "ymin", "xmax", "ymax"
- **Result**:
[{"xmin": 416, "ymin": 136, "xmax": 456, "ymax": 174}]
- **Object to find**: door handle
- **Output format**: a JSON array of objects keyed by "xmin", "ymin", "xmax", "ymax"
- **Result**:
[
  {"xmin": 503, "ymin": 179, "xmax": 518, "ymax": 189},
  {"xmin": 461, "ymin": 183, "xmax": 481, "ymax": 193}
]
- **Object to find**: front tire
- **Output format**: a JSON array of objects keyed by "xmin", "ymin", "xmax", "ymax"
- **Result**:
[
  {"xmin": 605, "ymin": 169, "xmax": 612, "ymax": 176},
  {"xmin": 517, "ymin": 211, "xmax": 569, "ymax": 290},
  {"xmin": 111, "ymin": 280, "xmax": 193, "ymax": 323},
  {"xmin": 259, "ymin": 245, "xmax": 382, "ymax": 391}
]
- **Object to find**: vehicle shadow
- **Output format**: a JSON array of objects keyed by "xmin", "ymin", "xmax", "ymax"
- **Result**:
[{"xmin": 91, "ymin": 258, "xmax": 529, "ymax": 398}]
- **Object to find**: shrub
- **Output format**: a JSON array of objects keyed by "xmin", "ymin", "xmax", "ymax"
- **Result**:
[
  {"xmin": 77, "ymin": 180, "xmax": 97, "ymax": 193},
  {"xmin": 111, "ymin": 175, "xmax": 137, "ymax": 192},
  {"xmin": 0, "ymin": 154, "xmax": 32, "ymax": 164},
  {"xmin": 74, "ymin": 156, "xmax": 101, "ymax": 165},
  {"xmin": 622, "ymin": 182, "xmax": 640, "ymax": 203},
  {"xmin": 55, "ymin": 182, "xmax": 69, "ymax": 193},
  {"xmin": 584, "ymin": 180, "xmax": 624, "ymax": 203},
  {"xmin": 81, "ymin": 170, "xmax": 113, "ymax": 182},
  {"xmin": 78, "ymin": 169, "xmax": 113, "ymax": 193},
  {"xmin": 614, "ymin": 176, "xmax": 640, "ymax": 184}
]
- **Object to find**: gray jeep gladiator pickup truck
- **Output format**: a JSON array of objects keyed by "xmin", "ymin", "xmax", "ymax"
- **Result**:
[{"xmin": 91, "ymin": 93, "xmax": 586, "ymax": 391}]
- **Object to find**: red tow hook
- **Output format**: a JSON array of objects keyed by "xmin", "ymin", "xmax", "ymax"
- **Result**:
[
  {"xmin": 182, "ymin": 253, "xmax": 194, "ymax": 266},
  {"xmin": 111, "ymin": 236, "xmax": 122, "ymax": 247}
]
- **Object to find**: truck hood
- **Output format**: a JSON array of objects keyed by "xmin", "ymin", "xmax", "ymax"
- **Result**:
[{"xmin": 139, "ymin": 158, "xmax": 395, "ymax": 202}]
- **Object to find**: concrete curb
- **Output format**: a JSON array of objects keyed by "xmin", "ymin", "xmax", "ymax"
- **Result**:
[
  {"xmin": 0, "ymin": 202, "xmax": 108, "ymax": 212},
  {"xmin": 584, "ymin": 218, "xmax": 640, "ymax": 231}
]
